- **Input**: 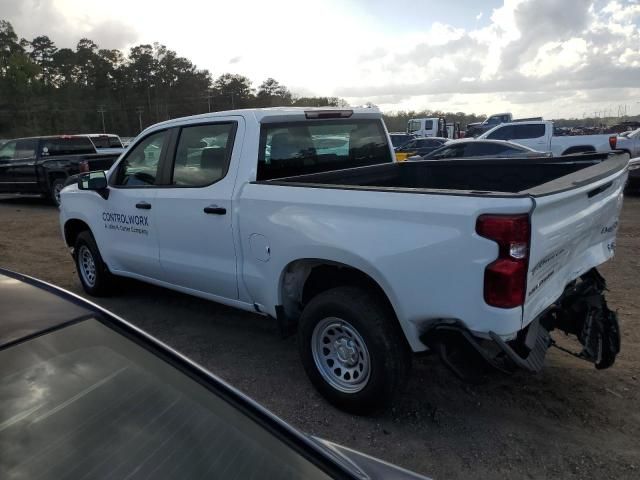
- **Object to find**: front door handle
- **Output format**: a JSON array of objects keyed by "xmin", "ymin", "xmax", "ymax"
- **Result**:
[
  {"xmin": 204, "ymin": 205, "xmax": 226, "ymax": 215},
  {"xmin": 136, "ymin": 202, "xmax": 152, "ymax": 210}
]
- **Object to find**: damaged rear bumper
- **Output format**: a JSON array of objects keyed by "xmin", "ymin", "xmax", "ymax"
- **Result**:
[{"xmin": 421, "ymin": 269, "xmax": 620, "ymax": 378}]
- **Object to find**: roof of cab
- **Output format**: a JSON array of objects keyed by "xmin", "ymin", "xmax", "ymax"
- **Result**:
[{"xmin": 145, "ymin": 106, "xmax": 382, "ymax": 133}]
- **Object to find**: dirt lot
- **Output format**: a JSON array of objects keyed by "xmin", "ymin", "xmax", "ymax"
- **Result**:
[{"xmin": 1, "ymin": 194, "xmax": 639, "ymax": 480}]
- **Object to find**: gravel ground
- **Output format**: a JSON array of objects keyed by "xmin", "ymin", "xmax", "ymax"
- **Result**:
[{"xmin": 1, "ymin": 193, "xmax": 639, "ymax": 480}]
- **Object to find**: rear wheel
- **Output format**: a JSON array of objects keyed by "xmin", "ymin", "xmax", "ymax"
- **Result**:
[
  {"xmin": 74, "ymin": 231, "xmax": 113, "ymax": 296},
  {"xmin": 298, "ymin": 286, "xmax": 411, "ymax": 414},
  {"xmin": 50, "ymin": 177, "xmax": 66, "ymax": 207}
]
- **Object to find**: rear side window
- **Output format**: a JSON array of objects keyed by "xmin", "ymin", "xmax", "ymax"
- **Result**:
[
  {"xmin": 171, "ymin": 123, "xmax": 236, "ymax": 187},
  {"xmin": 41, "ymin": 137, "xmax": 95, "ymax": 156},
  {"xmin": 487, "ymin": 124, "xmax": 545, "ymax": 140},
  {"xmin": 430, "ymin": 143, "xmax": 465, "ymax": 159},
  {"xmin": 258, "ymin": 119, "xmax": 392, "ymax": 180},
  {"xmin": 486, "ymin": 126, "xmax": 514, "ymax": 140},
  {"xmin": 418, "ymin": 139, "xmax": 444, "ymax": 147},
  {"xmin": 465, "ymin": 142, "xmax": 512, "ymax": 156},
  {"xmin": 512, "ymin": 124, "xmax": 545, "ymax": 140}
]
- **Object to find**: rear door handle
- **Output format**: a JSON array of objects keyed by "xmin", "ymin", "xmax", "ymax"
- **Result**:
[
  {"xmin": 204, "ymin": 205, "xmax": 226, "ymax": 215},
  {"xmin": 135, "ymin": 202, "xmax": 152, "ymax": 210}
]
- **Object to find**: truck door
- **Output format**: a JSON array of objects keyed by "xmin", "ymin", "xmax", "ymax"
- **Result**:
[
  {"xmin": 99, "ymin": 130, "xmax": 167, "ymax": 278},
  {"xmin": 0, "ymin": 139, "xmax": 38, "ymax": 192},
  {"xmin": 153, "ymin": 118, "xmax": 243, "ymax": 300}
]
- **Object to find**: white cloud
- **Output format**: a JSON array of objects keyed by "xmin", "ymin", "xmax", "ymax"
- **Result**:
[{"xmin": 1, "ymin": 0, "xmax": 639, "ymax": 117}]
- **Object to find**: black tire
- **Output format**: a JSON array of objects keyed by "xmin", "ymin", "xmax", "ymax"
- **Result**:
[
  {"xmin": 298, "ymin": 286, "xmax": 412, "ymax": 415},
  {"xmin": 73, "ymin": 231, "xmax": 113, "ymax": 296},
  {"xmin": 49, "ymin": 177, "xmax": 67, "ymax": 207}
]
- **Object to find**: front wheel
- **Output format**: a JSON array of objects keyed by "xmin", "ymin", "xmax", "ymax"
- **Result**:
[
  {"xmin": 74, "ymin": 231, "xmax": 114, "ymax": 296},
  {"xmin": 298, "ymin": 286, "xmax": 411, "ymax": 415}
]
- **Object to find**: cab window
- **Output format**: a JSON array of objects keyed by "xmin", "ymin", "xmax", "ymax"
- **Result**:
[
  {"xmin": 486, "ymin": 125, "xmax": 514, "ymax": 141},
  {"xmin": 114, "ymin": 131, "xmax": 166, "ymax": 186},
  {"xmin": 171, "ymin": 123, "xmax": 235, "ymax": 187},
  {"xmin": 511, "ymin": 124, "xmax": 545, "ymax": 139},
  {"xmin": 0, "ymin": 140, "xmax": 16, "ymax": 160}
]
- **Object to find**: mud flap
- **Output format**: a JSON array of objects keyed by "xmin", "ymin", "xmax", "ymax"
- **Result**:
[{"xmin": 549, "ymin": 269, "xmax": 620, "ymax": 369}]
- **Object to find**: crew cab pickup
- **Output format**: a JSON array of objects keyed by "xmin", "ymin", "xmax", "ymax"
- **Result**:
[
  {"xmin": 479, "ymin": 120, "xmax": 616, "ymax": 156},
  {"xmin": 59, "ymin": 108, "xmax": 627, "ymax": 413},
  {"xmin": 0, "ymin": 135, "xmax": 120, "ymax": 205}
]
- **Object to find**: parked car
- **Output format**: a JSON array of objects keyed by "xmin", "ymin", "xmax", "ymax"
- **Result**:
[
  {"xmin": 60, "ymin": 107, "xmax": 625, "ymax": 413},
  {"xmin": 615, "ymin": 128, "xmax": 640, "ymax": 158},
  {"xmin": 479, "ymin": 120, "xmax": 617, "ymax": 156},
  {"xmin": 0, "ymin": 135, "xmax": 120, "ymax": 205},
  {"xmin": 421, "ymin": 139, "xmax": 545, "ymax": 160},
  {"xmin": 85, "ymin": 133, "xmax": 126, "ymax": 155},
  {"xmin": 396, "ymin": 137, "xmax": 449, "ymax": 160},
  {"xmin": 388, "ymin": 132, "xmax": 417, "ymax": 149},
  {"xmin": 0, "ymin": 268, "xmax": 428, "ymax": 480}
]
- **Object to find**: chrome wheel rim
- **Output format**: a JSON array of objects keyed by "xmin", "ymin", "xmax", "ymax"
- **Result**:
[
  {"xmin": 311, "ymin": 317, "xmax": 370, "ymax": 393},
  {"xmin": 78, "ymin": 245, "xmax": 97, "ymax": 287}
]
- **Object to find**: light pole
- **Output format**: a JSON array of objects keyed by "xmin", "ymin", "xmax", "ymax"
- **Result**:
[
  {"xmin": 135, "ymin": 106, "xmax": 144, "ymax": 133},
  {"xmin": 97, "ymin": 105, "xmax": 106, "ymax": 133}
]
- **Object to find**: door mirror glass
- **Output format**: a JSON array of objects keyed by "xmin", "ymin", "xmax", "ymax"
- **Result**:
[{"xmin": 79, "ymin": 171, "xmax": 108, "ymax": 191}]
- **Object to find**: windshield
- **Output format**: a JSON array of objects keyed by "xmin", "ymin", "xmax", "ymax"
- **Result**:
[
  {"xmin": 0, "ymin": 319, "xmax": 331, "ymax": 480},
  {"xmin": 407, "ymin": 119, "xmax": 421, "ymax": 133},
  {"xmin": 258, "ymin": 119, "xmax": 392, "ymax": 180}
]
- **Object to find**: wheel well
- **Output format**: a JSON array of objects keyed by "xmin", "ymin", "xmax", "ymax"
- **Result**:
[
  {"xmin": 48, "ymin": 171, "xmax": 68, "ymax": 184},
  {"xmin": 280, "ymin": 259, "xmax": 395, "ymax": 323},
  {"xmin": 561, "ymin": 145, "xmax": 596, "ymax": 155},
  {"xmin": 64, "ymin": 219, "xmax": 90, "ymax": 247}
]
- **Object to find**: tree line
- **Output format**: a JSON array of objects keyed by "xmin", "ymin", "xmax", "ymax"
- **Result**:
[{"xmin": 0, "ymin": 20, "xmax": 346, "ymax": 137}]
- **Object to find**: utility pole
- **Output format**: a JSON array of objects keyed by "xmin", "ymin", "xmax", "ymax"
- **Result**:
[
  {"xmin": 135, "ymin": 106, "xmax": 144, "ymax": 133},
  {"xmin": 97, "ymin": 105, "xmax": 106, "ymax": 133},
  {"xmin": 230, "ymin": 93, "xmax": 235, "ymax": 109},
  {"xmin": 206, "ymin": 89, "xmax": 213, "ymax": 112}
]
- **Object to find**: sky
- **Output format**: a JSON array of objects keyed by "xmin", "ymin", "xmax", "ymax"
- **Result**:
[{"xmin": 2, "ymin": 0, "xmax": 640, "ymax": 119}]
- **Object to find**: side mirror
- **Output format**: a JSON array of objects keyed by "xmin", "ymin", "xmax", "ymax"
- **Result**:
[{"xmin": 78, "ymin": 171, "xmax": 109, "ymax": 199}]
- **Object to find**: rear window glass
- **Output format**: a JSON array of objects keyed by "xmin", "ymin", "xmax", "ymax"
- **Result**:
[
  {"xmin": 41, "ymin": 137, "xmax": 95, "ymax": 156},
  {"xmin": 0, "ymin": 319, "xmax": 332, "ymax": 480},
  {"xmin": 258, "ymin": 119, "xmax": 392, "ymax": 180},
  {"xmin": 91, "ymin": 136, "xmax": 123, "ymax": 149}
]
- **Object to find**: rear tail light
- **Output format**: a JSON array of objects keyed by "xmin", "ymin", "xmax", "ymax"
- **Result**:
[
  {"xmin": 304, "ymin": 110, "xmax": 353, "ymax": 119},
  {"xmin": 476, "ymin": 214, "xmax": 530, "ymax": 308},
  {"xmin": 609, "ymin": 135, "xmax": 617, "ymax": 150},
  {"xmin": 79, "ymin": 160, "xmax": 89, "ymax": 173}
]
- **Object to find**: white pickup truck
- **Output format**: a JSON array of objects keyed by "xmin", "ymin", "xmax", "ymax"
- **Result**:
[
  {"xmin": 59, "ymin": 107, "xmax": 627, "ymax": 413},
  {"xmin": 479, "ymin": 120, "xmax": 616, "ymax": 156}
]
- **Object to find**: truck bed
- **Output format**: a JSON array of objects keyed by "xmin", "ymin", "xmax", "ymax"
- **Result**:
[{"xmin": 260, "ymin": 153, "xmax": 628, "ymax": 197}]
